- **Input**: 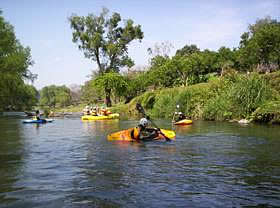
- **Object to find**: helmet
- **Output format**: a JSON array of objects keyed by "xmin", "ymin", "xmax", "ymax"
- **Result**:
[{"xmin": 139, "ymin": 118, "xmax": 149, "ymax": 127}]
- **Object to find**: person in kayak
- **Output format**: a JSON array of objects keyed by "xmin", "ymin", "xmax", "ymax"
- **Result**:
[
  {"xmin": 177, "ymin": 112, "xmax": 186, "ymax": 121},
  {"xmin": 90, "ymin": 106, "xmax": 98, "ymax": 116},
  {"xmin": 131, "ymin": 118, "xmax": 162, "ymax": 141},
  {"xmin": 35, "ymin": 110, "xmax": 41, "ymax": 120},
  {"xmin": 172, "ymin": 112, "xmax": 187, "ymax": 123}
]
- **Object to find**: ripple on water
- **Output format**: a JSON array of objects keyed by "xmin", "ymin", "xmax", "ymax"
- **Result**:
[{"xmin": 0, "ymin": 118, "xmax": 280, "ymax": 207}]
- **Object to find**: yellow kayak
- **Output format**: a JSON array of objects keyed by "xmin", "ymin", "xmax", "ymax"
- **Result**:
[
  {"xmin": 107, "ymin": 128, "xmax": 176, "ymax": 141},
  {"xmin": 174, "ymin": 119, "xmax": 193, "ymax": 125},
  {"xmin": 81, "ymin": 113, "xmax": 119, "ymax": 121}
]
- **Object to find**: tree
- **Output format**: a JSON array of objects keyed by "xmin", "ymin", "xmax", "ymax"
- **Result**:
[
  {"xmin": 18, "ymin": 85, "xmax": 38, "ymax": 110},
  {"xmin": 81, "ymin": 80, "xmax": 101, "ymax": 104},
  {"xmin": 146, "ymin": 55, "xmax": 170, "ymax": 88},
  {"xmin": 238, "ymin": 17, "xmax": 280, "ymax": 72},
  {"xmin": 0, "ymin": 10, "xmax": 36, "ymax": 110},
  {"xmin": 92, "ymin": 72, "xmax": 127, "ymax": 104},
  {"xmin": 217, "ymin": 47, "xmax": 235, "ymax": 75},
  {"xmin": 122, "ymin": 71, "xmax": 148, "ymax": 103},
  {"xmin": 175, "ymin": 44, "xmax": 200, "ymax": 57},
  {"xmin": 69, "ymin": 8, "xmax": 144, "ymax": 106},
  {"xmin": 39, "ymin": 85, "xmax": 71, "ymax": 108}
]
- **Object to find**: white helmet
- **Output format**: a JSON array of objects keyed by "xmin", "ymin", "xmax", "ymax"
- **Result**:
[{"xmin": 139, "ymin": 118, "xmax": 149, "ymax": 127}]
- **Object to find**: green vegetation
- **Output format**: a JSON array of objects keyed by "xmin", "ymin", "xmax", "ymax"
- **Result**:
[
  {"xmin": 69, "ymin": 8, "xmax": 143, "ymax": 106},
  {"xmin": 38, "ymin": 15, "xmax": 280, "ymax": 124},
  {"xmin": 0, "ymin": 10, "xmax": 37, "ymax": 111},
  {"xmin": 39, "ymin": 85, "xmax": 72, "ymax": 108},
  {"xmin": 111, "ymin": 71, "xmax": 280, "ymax": 123},
  {"xmin": 1, "ymin": 6, "xmax": 280, "ymax": 125}
]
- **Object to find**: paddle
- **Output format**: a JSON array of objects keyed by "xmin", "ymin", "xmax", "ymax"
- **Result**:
[{"xmin": 135, "ymin": 103, "xmax": 171, "ymax": 141}]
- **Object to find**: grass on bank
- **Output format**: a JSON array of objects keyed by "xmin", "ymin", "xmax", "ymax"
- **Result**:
[
  {"xmin": 44, "ymin": 71, "xmax": 280, "ymax": 124},
  {"xmin": 112, "ymin": 71, "xmax": 280, "ymax": 123}
]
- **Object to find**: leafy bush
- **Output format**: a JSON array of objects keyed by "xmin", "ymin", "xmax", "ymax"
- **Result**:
[
  {"xmin": 151, "ymin": 90, "xmax": 178, "ymax": 118},
  {"xmin": 229, "ymin": 73, "xmax": 272, "ymax": 117},
  {"xmin": 203, "ymin": 93, "xmax": 233, "ymax": 121},
  {"xmin": 251, "ymin": 101, "xmax": 280, "ymax": 123}
]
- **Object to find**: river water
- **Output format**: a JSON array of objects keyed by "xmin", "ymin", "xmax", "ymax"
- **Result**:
[{"xmin": 0, "ymin": 117, "xmax": 280, "ymax": 208}]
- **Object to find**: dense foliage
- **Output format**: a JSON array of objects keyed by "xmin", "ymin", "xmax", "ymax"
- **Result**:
[
  {"xmin": 2, "ymin": 6, "xmax": 280, "ymax": 124},
  {"xmin": 238, "ymin": 17, "xmax": 280, "ymax": 72},
  {"xmin": 39, "ymin": 85, "xmax": 72, "ymax": 108},
  {"xmin": 0, "ymin": 10, "xmax": 37, "ymax": 110},
  {"xmin": 114, "ymin": 71, "xmax": 280, "ymax": 124}
]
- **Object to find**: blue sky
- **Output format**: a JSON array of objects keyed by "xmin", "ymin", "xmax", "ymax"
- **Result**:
[{"xmin": 1, "ymin": 0, "xmax": 280, "ymax": 89}]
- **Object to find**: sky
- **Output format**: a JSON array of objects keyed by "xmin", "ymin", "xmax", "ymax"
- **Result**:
[{"xmin": 1, "ymin": 0, "xmax": 280, "ymax": 89}]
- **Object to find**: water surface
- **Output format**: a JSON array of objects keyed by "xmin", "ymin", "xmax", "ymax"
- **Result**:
[{"xmin": 0, "ymin": 117, "xmax": 280, "ymax": 207}]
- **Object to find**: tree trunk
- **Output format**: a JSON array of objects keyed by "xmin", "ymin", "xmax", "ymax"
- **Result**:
[{"xmin": 105, "ymin": 88, "xmax": 112, "ymax": 107}]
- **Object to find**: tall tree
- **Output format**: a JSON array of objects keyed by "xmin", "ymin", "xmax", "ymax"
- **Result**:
[
  {"xmin": 238, "ymin": 17, "xmax": 280, "ymax": 72},
  {"xmin": 69, "ymin": 8, "xmax": 143, "ymax": 106},
  {"xmin": 0, "ymin": 10, "xmax": 36, "ymax": 110}
]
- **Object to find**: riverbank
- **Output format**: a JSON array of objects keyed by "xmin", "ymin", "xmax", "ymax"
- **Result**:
[
  {"xmin": 111, "ymin": 71, "xmax": 280, "ymax": 124},
  {"xmin": 45, "ymin": 72, "xmax": 280, "ymax": 124}
]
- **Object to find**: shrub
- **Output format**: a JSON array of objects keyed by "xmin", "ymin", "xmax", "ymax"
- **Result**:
[{"xmin": 229, "ymin": 73, "xmax": 273, "ymax": 117}]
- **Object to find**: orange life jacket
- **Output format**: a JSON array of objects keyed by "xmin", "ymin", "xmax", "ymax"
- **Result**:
[
  {"xmin": 101, "ymin": 109, "xmax": 108, "ymax": 116},
  {"xmin": 131, "ymin": 127, "xmax": 140, "ymax": 140}
]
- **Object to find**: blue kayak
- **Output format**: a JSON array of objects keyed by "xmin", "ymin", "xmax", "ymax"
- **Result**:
[{"xmin": 22, "ymin": 119, "xmax": 54, "ymax": 124}]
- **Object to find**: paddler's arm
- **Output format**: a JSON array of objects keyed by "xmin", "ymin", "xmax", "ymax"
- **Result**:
[
  {"xmin": 154, "ymin": 128, "xmax": 171, "ymax": 142},
  {"xmin": 139, "ymin": 129, "xmax": 157, "ymax": 141}
]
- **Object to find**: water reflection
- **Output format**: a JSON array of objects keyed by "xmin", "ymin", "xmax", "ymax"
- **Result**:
[
  {"xmin": 82, "ymin": 119, "xmax": 120, "ymax": 135},
  {"xmin": 0, "ymin": 118, "xmax": 24, "ymax": 204},
  {"xmin": 173, "ymin": 124, "xmax": 193, "ymax": 134},
  {"xmin": 0, "ymin": 118, "xmax": 280, "ymax": 207}
]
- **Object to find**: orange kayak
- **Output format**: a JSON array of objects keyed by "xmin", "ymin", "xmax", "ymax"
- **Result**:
[{"xmin": 107, "ymin": 128, "xmax": 176, "ymax": 141}]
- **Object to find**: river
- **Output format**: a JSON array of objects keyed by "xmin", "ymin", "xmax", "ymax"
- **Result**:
[{"xmin": 0, "ymin": 117, "xmax": 280, "ymax": 207}]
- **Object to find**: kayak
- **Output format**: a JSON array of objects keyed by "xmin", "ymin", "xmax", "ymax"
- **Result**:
[
  {"xmin": 107, "ymin": 128, "xmax": 176, "ymax": 141},
  {"xmin": 81, "ymin": 113, "xmax": 119, "ymax": 121},
  {"xmin": 22, "ymin": 119, "xmax": 54, "ymax": 124},
  {"xmin": 174, "ymin": 119, "xmax": 193, "ymax": 125}
]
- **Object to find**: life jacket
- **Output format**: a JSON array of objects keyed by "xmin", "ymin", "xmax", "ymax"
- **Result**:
[
  {"xmin": 101, "ymin": 109, "xmax": 108, "ymax": 116},
  {"xmin": 131, "ymin": 127, "xmax": 140, "ymax": 140},
  {"xmin": 91, "ymin": 110, "xmax": 97, "ymax": 116}
]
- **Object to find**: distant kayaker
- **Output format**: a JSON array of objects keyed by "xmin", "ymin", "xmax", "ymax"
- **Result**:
[
  {"xmin": 91, "ymin": 106, "xmax": 98, "ymax": 116},
  {"xmin": 172, "ymin": 112, "xmax": 187, "ymax": 123},
  {"xmin": 83, "ymin": 105, "xmax": 90, "ymax": 115},
  {"xmin": 35, "ymin": 110, "xmax": 41, "ymax": 120},
  {"xmin": 131, "ymin": 118, "xmax": 161, "ymax": 141},
  {"xmin": 177, "ymin": 112, "xmax": 187, "ymax": 121},
  {"xmin": 101, "ymin": 107, "xmax": 109, "ymax": 116}
]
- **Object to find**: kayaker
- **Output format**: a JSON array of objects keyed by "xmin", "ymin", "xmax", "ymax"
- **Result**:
[
  {"xmin": 91, "ymin": 107, "xmax": 98, "ymax": 116},
  {"xmin": 172, "ymin": 112, "xmax": 187, "ymax": 122},
  {"xmin": 83, "ymin": 105, "xmax": 90, "ymax": 115},
  {"xmin": 177, "ymin": 112, "xmax": 186, "ymax": 121},
  {"xmin": 131, "ymin": 118, "xmax": 161, "ymax": 141},
  {"xmin": 101, "ymin": 107, "xmax": 109, "ymax": 116},
  {"xmin": 35, "ymin": 110, "xmax": 41, "ymax": 120}
]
